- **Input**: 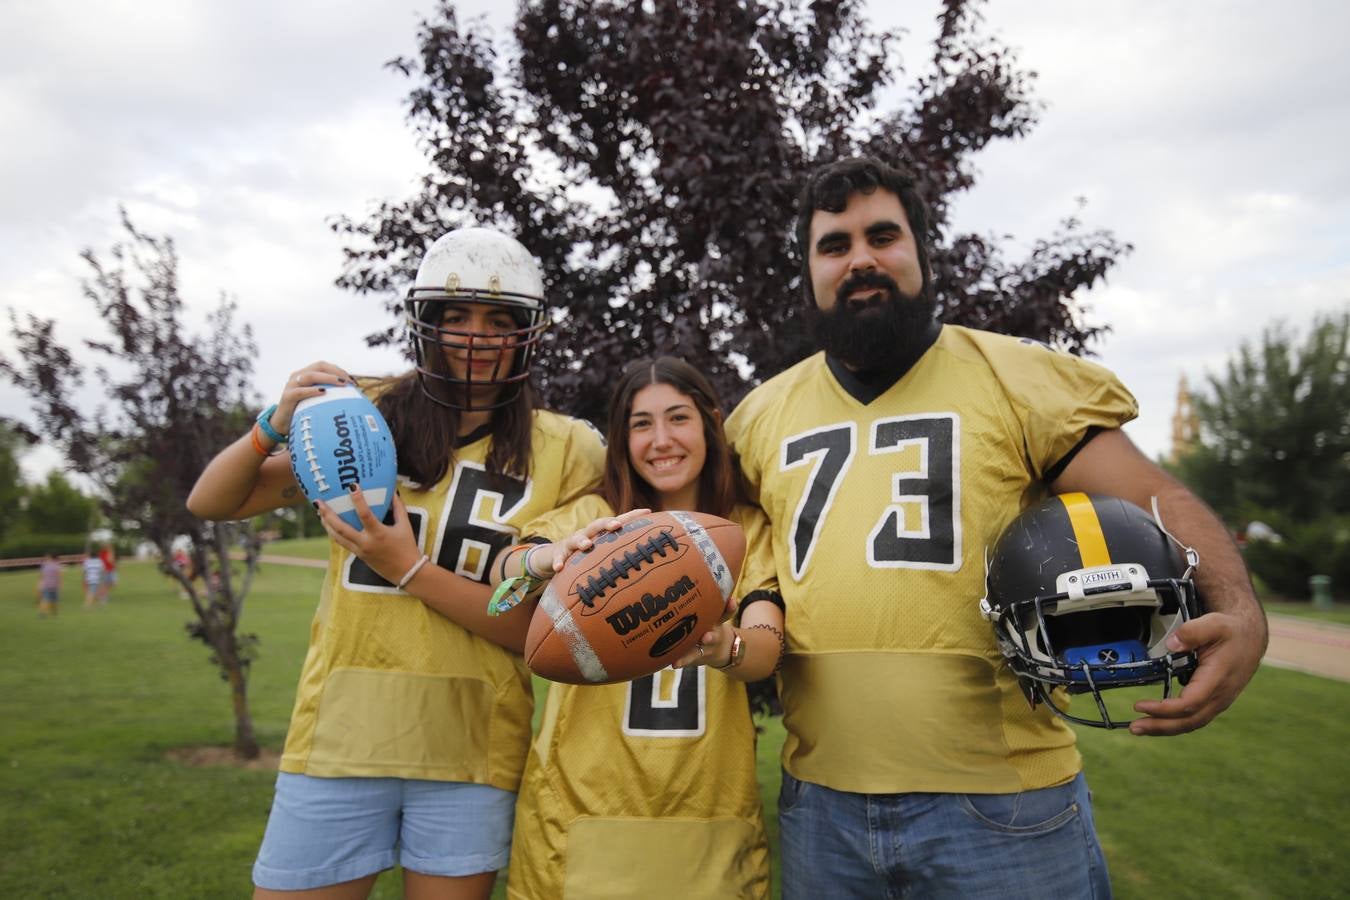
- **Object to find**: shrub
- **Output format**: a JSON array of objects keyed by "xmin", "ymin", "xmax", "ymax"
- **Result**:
[
  {"xmin": 0, "ymin": 532, "xmax": 89, "ymax": 562},
  {"xmin": 1242, "ymin": 513, "xmax": 1350, "ymax": 600}
]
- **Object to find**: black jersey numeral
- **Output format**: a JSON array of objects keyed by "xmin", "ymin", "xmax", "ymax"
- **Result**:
[
  {"xmin": 865, "ymin": 415, "xmax": 960, "ymax": 570},
  {"xmin": 342, "ymin": 463, "xmax": 530, "ymax": 593},
  {"xmin": 433, "ymin": 463, "xmax": 531, "ymax": 583},
  {"xmin": 779, "ymin": 415, "xmax": 960, "ymax": 579},
  {"xmin": 623, "ymin": 666, "xmax": 705, "ymax": 737},
  {"xmin": 344, "ymin": 507, "xmax": 429, "ymax": 591},
  {"xmin": 781, "ymin": 424, "xmax": 856, "ymax": 580}
]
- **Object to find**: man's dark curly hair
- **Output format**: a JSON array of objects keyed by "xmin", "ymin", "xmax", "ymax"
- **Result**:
[{"xmin": 793, "ymin": 157, "xmax": 932, "ymax": 302}]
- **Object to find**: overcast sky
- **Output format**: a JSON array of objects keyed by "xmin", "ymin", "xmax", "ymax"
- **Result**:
[{"xmin": 3, "ymin": 0, "xmax": 1347, "ymax": 484}]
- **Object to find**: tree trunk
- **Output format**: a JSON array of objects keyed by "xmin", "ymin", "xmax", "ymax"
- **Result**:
[{"xmin": 222, "ymin": 639, "xmax": 260, "ymax": 759}]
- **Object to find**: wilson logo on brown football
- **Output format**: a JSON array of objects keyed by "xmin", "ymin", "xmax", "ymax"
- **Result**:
[{"xmin": 604, "ymin": 574, "xmax": 695, "ymax": 636}]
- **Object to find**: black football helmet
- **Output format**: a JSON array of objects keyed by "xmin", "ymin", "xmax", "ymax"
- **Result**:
[
  {"xmin": 980, "ymin": 492, "xmax": 1203, "ymax": 729},
  {"xmin": 405, "ymin": 227, "xmax": 549, "ymax": 410}
]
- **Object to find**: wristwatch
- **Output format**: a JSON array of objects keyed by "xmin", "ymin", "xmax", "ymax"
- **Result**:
[{"xmin": 713, "ymin": 631, "xmax": 746, "ymax": 670}]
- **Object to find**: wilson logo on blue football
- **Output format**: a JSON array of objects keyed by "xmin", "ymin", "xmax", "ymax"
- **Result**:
[{"xmin": 288, "ymin": 385, "xmax": 397, "ymax": 531}]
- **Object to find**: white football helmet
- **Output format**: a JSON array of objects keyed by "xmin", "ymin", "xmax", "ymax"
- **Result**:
[{"xmin": 405, "ymin": 227, "xmax": 549, "ymax": 410}]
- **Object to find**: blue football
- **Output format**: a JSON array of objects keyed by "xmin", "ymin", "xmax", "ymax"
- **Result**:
[{"xmin": 287, "ymin": 385, "xmax": 397, "ymax": 531}]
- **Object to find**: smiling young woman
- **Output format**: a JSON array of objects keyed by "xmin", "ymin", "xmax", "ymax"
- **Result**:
[{"xmin": 486, "ymin": 356, "xmax": 784, "ymax": 900}]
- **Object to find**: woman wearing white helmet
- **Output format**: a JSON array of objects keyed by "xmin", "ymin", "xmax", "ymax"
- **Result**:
[{"xmin": 189, "ymin": 227, "xmax": 607, "ymax": 900}]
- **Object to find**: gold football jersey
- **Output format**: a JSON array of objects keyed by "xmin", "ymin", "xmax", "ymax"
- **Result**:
[
  {"xmin": 727, "ymin": 325, "xmax": 1137, "ymax": 794},
  {"xmin": 505, "ymin": 496, "xmax": 771, "ymax": 900},
  {"xmin": 279, "ymin": 410, "xmax": 605, "ymax": 790}
]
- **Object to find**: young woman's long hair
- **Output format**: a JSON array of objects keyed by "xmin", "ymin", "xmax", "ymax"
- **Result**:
[{"xmin": 600, "ymin": 357, "xmax": 738, "ymax": 517}]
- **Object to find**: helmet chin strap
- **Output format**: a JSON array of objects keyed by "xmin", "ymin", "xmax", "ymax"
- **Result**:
[
  {"xmin": 977, "ymin": 543, "xmax": 994, "ymax": 620},
  {"xmin": 1150, "ymin": 495, "xmax": 1200, "ymax": 580}
]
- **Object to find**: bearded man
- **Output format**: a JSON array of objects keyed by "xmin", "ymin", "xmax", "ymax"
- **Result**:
[{"xmin": 725, "ymin": 157, "xmax": 1266, "ymax": 899}]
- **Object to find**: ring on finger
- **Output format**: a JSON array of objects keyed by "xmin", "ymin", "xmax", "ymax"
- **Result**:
[{"xmin": 696, "ymin": 643, "xmax": 705, "ymax": 659}]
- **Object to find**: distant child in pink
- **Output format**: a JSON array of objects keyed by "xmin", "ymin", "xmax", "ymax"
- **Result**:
[{"xmin": 36, "ymin": 553, "xmax": 61, "ymax": 617}]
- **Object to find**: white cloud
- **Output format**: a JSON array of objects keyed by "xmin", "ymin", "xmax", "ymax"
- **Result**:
[{"xmin": 922, "ymin": 0, "xmax": 1350, "ymax": 459}]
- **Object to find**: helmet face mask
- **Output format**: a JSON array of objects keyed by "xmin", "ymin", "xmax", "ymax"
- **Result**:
[
  {"xmin": 980, "ymin": 492, "xmax": 1203, "ymax": 729},
  {"xmin": 405, "ymin": 227, "xmax": 549, "ymax": 411}
]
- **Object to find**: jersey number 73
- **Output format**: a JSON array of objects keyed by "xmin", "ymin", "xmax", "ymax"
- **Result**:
[{"xmin": 779, "ymin": 414, "xmax": 961, "ymax": 579}]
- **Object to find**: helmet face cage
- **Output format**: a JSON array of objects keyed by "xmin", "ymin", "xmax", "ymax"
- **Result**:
[
  {"xmin": 406, "ymin": 290, "xmax": 548, "ymax": 411},
  {"xmin": 404, "ymin": 227, "xmax": 550, "ymax": 412},
  {"xmin": 981, "ymin": 493, "xmax": 1203, "ymax": 729}
]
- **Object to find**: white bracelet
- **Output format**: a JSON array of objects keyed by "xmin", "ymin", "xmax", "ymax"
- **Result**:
[
  {"xmin": 397, "ymin": 554, "xmax": 430, "ymax": 590},
  {"xmin": 522, "ymin": 544, "xmax": 551, "ymax": 580}
]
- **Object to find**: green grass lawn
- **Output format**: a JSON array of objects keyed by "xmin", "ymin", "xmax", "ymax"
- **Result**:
[
  {"xmin": 260, "ymin": 536, "xmax": 332, "ymax": 561},
  {"xmin": 2, "ymin": 561, "xmax": 1346, "ymax": 898}
]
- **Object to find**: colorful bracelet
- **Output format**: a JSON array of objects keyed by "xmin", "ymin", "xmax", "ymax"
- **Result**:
[
  {"xmin": 248, "ymin": 423, "xmax": 269, "ymax": 457},
  {"xmin": 495, "ymin": 543, "xmax": 532, "ymax": 584},
  {"xmin": 522, "ymin": 543, "xmax": 553, "ymax": 580},
  {"xmin": 256, "ymin": 404, "xmax": 288, "ymax": 445},
  {"xmin": 488, "ymin": 571, "xmax": 545, "ymax": 616}
]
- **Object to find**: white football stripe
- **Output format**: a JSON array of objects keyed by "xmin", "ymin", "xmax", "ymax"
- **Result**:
[
  {"xmin": 539, "ymin": 584, "xmax": 609, "ymax": 683},
  {"xmin": 669, "ymin": 510, "xmax": 734, "ymax": 598},
  {"xmin": 323, "ymin": 488, "xmax": 389, "ymax": 514}
]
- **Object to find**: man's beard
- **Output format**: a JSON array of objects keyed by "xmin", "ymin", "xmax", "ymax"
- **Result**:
[{"xmin": 808, "ymin": 271, "xmax": 937, "ymax": 372}]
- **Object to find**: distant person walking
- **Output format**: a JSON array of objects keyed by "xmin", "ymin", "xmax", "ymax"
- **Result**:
[
  {"xmin": 36, "ymin": 552, "xmax": 61, "ymax": 617},
  {"xmin": 81, "ymin": 553, "xmax": 104, "ymax": 608},
  {"xmin": 171, "ymin": 546, "xmax": 196, "ymax": 598},
  {"xmin": 97, "ymin": 543, "xmax": 117, "ymax": 603}
]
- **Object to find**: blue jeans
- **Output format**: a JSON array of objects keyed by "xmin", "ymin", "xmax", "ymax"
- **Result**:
[
  {"xmin": 779, "ymin": 769, "xmax": 1110, "ymax": 899},
  {"xmin": 253, "ymin": 773, "xmax": 515, "ymax": 891}
]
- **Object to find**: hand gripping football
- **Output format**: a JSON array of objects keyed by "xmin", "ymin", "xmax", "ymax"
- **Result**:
[
  {"xmin": 525, "ymin": 511, "xmax": 745, "ymax": 684},
  {"xmin": 287, "ymin": 385, "xmax": 397, "ymax": 531}
]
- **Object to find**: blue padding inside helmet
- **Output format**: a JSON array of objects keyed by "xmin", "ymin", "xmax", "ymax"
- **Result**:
[{"xmin": 1064, "ymin": 640, "xmax": 1149, "ymax": 681}]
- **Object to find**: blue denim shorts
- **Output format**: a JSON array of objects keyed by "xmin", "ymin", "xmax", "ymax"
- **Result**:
[
  {"xmin": 252, "ymin": 772, "xmax": 516, "ymax": 891},
  {"xmin": 779, "ymin": 769, "xmax": 1110, "ymax": 900}
]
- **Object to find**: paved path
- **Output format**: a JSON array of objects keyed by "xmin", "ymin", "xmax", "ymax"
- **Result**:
[
  {"xmin": 1264, "ymin": 613, "xmax": 1350, "ymax": 682},
  {"xmin": 256, "ymin": 553, "xmax": 328, "ymax": 570}
]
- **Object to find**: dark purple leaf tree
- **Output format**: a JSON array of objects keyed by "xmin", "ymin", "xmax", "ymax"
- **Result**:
[
  {"xmin": 333, "ymin": 0, "xmax": 1128, "ymax": 424},
  {"xmin": 1, "ymin": 213, "xmax": 264, "ymax": 758}
]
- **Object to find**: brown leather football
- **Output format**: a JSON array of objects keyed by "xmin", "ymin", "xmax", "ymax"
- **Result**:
[{"xmin": 525, "ymin": 510, "xmax": 745, "ymax": 684}]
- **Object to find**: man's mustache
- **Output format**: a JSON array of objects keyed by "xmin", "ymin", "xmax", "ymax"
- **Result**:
[{"xmin": 835, "ymin": 271, "xmax": 901, "ymax": 308}]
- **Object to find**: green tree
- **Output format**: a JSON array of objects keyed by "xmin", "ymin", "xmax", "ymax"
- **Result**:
[
  {"xmin": 2, "ymin": 214, "xmax": 266, "ymax": 757},
  {"xmin": 0, "ymin": 418, "xmax": 37, "ymax": 544},
  {"xmin": 21, "ymin": 470, "xmax": 98, "ymax": 535},
  {"xmin": 333, "ymin": 0, "xmax": 1128, "ymax": 420},
  {"xmin": 1173, "ymin": 311, "xmax": 1350, "ymax": 597},
  {"xmin": 1175, "ymin": 311, "xmax": 1349, "ymax": 522}
]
